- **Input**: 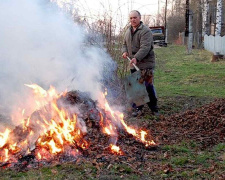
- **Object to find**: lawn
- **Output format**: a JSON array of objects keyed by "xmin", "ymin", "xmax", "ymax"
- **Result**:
[
  {"xmin": 155, "ymin": 45, "xmax": 225, "ymax": 98},
  {"xmin": 154, "ymin": 45, "xmax": 225, "ymax": 116}
]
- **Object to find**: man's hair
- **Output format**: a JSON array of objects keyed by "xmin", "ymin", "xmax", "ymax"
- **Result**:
[{"xmin": 130, "ymin": 10, "xmax": 141, "ymax": 17}]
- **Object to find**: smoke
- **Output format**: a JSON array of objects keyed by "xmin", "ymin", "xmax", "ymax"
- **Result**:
[{"xmin": 0, "ymin": 0, "xmax": 116, "ymax": 125}]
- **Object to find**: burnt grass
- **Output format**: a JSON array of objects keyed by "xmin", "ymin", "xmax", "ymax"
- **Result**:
[{"xmin": 0, "ymin": 96, "xmax": 225, "ymax": 180}]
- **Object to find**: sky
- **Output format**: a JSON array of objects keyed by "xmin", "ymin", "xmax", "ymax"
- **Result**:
[{"xmin": 77, "ymin": 0, "xmax": 161, "ymax": 15}]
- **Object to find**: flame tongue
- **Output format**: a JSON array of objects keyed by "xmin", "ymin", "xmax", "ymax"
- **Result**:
[
  {"xmin": 110, "ymin": 144, "xmax": 123, "ymax": 155},
  {"xmin": 0, "ymin": 129, "xmax": 11, "ymax": 148},
  {"xmin": 0, "ymin": 84, "xmax": 156, "ymax": 164},
  {"xmin": 99, "ymin": 93, "xmax": 156, "ymax": 148}
]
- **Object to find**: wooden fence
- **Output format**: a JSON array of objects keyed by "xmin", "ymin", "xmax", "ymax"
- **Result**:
[{"xmin": 204, "ymin": 35, "xmax": 225, "ymax": 55}]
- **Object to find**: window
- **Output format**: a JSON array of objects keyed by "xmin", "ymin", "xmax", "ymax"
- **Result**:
[{"xmin": 151, "ymin": 29, "xmax": 163, "ymax": 34}]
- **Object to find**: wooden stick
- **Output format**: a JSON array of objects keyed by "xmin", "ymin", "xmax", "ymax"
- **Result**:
[{"xmin": 127, "ymin": 57, "xmax": 140, "ymax": 71}]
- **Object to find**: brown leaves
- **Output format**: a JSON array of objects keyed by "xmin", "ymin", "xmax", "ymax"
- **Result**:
[
  {"xmin": 162, "ymin": 164, "xmax": 173, "ymax": 174},
  {"xmin": 150, "ymin": 99, "xmax": 225, "ymax": 149}
]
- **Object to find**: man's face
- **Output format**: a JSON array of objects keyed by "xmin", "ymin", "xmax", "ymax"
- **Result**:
[{"xmin": 129, "ymin": 11, "xmax": 141, "ymax": 28}]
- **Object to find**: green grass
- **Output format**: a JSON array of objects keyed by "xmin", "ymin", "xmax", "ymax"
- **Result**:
[
  {"xmin": 111, "ymin": 164, "xmax": 133, "ymax": 174},
  {"xmin": 171, "ymin": 156, "xmax": 189, "ymax": 166},
  {"xmin": 162, "ymin": 144, "xmax": 191, "ymax": 153},
  {"xmin": 0, "ymin": 163, "xmax": 97, "ymax": 180},
  {"xmin": 213, "ymin": 143, "xmax": 225, "ymax": 152},
  {"xmin": 157, "ymin": 140, "xmax": 225, "ymax": 179},
  {"xmin": 154, "ymin": 45, "xmax": 225, "ymax": 97},
  {"xmin": 195, "ymin": 153, "xmax": 212, "ymax": 164}
]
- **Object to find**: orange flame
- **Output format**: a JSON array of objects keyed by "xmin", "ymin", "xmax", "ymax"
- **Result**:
[
  {"xmin": 0, "ymin": 129, "xmax": 11, "ymax": 148},
  {"xmin": 47, "ymin": 140, "xmax": 61, "ymax": 154},
  {"xmin": 24, "ymin": 84, "xmax": 48, "ymax": 97},
  {"xmin": 0, "ymin": 84, "xmax": 156, "ymax": 163},
  {"xmin": 99, "ymin": 92, "xmax": 156, "ymax": 147},
  {"xmin": 37, "ymin": 152, "xmax": 42, "ymax": 160},
  {"xmin": 110, "ymin": 144, "xmax": 123, "ymax": 155},
  {"xmin": 4, "ymin": 149, "xmax": 9, "ymax": 162}
]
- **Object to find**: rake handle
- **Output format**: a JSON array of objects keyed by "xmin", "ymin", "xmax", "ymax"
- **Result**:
[{"xmin": 127, "ymin": 57, "xmax": 140, "ymax": 71}]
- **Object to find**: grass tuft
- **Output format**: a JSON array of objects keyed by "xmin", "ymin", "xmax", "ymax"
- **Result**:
[
  {"xmin": 171, "ymin": 156, "xmax": 189, "ymax": 166},
  {"xmin": 213, "ymin": 143, "xmax": 225, "ymax": 152}
]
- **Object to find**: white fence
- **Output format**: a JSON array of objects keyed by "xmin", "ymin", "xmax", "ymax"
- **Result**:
[{"xmin": 204, "ymin": 35, "xmax": 225, "ymax": 55}]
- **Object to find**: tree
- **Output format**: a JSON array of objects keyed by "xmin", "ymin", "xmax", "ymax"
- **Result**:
[
  {"xmin": 202, "ymin": 0, "xmax": 210, "ymax": 36},
  {"xmin": 166, "ymin": 0, "xmax": 186, "ymax": 42},
  {"xmin": 215, "ymin": 0, "xmax": 222, "ymax": 35}
]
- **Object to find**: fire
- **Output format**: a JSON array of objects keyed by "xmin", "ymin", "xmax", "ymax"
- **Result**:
[
  {"xmin": 47, "ymin": 140, "xmax": 61, "ymax": 154},
  {"xmin": 35, "ymin": 102, "xmax": 88, "ymax": 154},
  {"xmin": 99, "ymin": 92, "xmax": 156, "ymax": 147},
  {"xmin": 37, "ymin": 152, "xmax": 42, "ymax": 160},
  {"xmin": 9, "ymin": 143, "xmax": 17, "ymax": 151},
  {"xmin": 110, "ymin": 144, "xmax": 123, "ymax": 155},
  {"xmin": 0, "ymin": 129, "xmax": 11, "ymax": 148},
  {"xmin": 103, "ymin": 125, "xmax": 117, "ymax": 136},
  {"xmin": 4, "ymin": 149, "xmax": 9, "ymax": 162},
  {"xmin": 0, "ymin": 84, "xmax": 156, "ymax": 165}
]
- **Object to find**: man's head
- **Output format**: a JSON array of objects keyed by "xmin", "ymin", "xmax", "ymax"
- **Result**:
[{"xmin": 129, "ymin": 10, "xmax": 141, "ymax": 28}]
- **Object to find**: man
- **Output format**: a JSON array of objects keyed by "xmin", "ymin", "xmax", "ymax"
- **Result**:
[{"xmin": 122, "ymin": 10, "xmax": 159, "ymax": 117}]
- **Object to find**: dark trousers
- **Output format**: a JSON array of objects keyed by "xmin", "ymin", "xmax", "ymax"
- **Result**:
[{"xmin": 131, "ymin": 69, "xmax": 158, "ymax": 112}]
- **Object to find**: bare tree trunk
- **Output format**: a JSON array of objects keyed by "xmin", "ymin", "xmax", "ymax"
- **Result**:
[
  {"xmin": 188, "ymin": 10, "xmax": 193, "ymax": 54},
  {"xmin": 212, "ymin": 0, "xmax": 223, "ymax": 61},
  {"xmin": 202, "ymin": 0, "xmax": 210, "ymax": 36},
  {"xmin": 165, "ymin": 0, "xmax": 168, "ymax": 44},
  {"xmin": 171, "ymin": 0, "xmax": 174, "ymax": 16},
  {"xmin": 157, "ymin": 0, "xmax": 160, "ymax": 26},
  {"xmin": 215, "ymin": 0, "xmax": 222, "ymax": 36},
  {"xmin": 197, "ymin": 0, "xmax": 203, "ymax": 48},
  {"xmin": 185, "ymin": 0, "xmax": 189, "ymax": 37}
]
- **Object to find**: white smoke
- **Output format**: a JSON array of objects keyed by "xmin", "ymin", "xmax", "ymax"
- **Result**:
[{"xmin": 0, "ymin": 0, "xmax": 116, "ymax": 126}]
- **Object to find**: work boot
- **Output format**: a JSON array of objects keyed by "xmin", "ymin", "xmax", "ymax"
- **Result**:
[
  {"xmin": 132, "ymin": 109, "xmax": 143, "ymax": 117},
  {"xmin": 151, "ymin": 110, "xmax": 160, "ymax": 121},
  {"xmin": 150, "ymin": 106, "xmax": 159, "ymax": 116}
]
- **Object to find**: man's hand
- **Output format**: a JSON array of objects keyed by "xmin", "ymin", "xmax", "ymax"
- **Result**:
[
  {"xmin": 122, "ymin": 52, "xmax": 128, "ymax": 59},
  {"xmin": 130, "ymin": 58, "xmax": 137, "ymax": 67}
]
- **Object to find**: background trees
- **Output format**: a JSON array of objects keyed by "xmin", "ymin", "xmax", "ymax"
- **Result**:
[{"xmin": 51, "ymin": 0, "xmax": 224, "ymax": 72}]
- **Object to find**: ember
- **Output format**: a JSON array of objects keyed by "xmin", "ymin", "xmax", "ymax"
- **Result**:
[{"xmin": 0, "ymin": 84, "xmax": 156, "ymax": 169}]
